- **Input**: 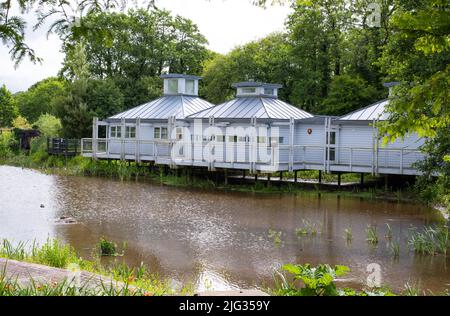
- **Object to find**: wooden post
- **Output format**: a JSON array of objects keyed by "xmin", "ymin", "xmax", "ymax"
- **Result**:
[
  {"xmin": 360, "ymin": 173, "xmax": 364, "ymax": 188},
  {"xmin": 267, "ymin": 173, "xmax": 271, "ymax": 187},
  {"xmin": 294, "ymin": 170, "xmax": 298, "ymax": 183},
  {"xmin": 279, "ymin": 171, "xmax": 283, "ymax": 181},
  {"xmin": 120, "ymin": 118, "xmax": 125, "ymax": 161},
  {"xmin": 92, "ymin": 117, "xmax": 98, "ymax": 160},
  {"xmin": 224, "ymin": 169, "xmax": 228, "ymax": 185},
  {"xmin": 136, "ymin": 118, "xmax": 141, "ymax": 163},
  {"xmin": 243, "ymin": 169, "xmax": 246, "ymax": 179},
  {"xmin": 338, "ymin": 173, "xmax": 341, "ymax": 188},
  {"xmin": 254, "ymin": 173, "xmax": 258, "ymax": 182},
  {"xmin": 319, "ymin": 170, "xmax": 322, "ymax": 184}
]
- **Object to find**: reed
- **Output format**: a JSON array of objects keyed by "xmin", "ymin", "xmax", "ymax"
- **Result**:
[{"xmin": 366, "ymin": 225, "xmax": 379, "ymax": 245}]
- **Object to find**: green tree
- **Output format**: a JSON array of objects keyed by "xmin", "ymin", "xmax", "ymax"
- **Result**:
[
  {"xmin": 85, "ymin": 79, "xmax": 124, "ymax": 119},
  {"xmin": 378, "ymin": 0, "xmax": 450, "ymax": 207},
  {"xmin": 0, "ymin": 85, "xmax": 18, "ymax": 127},
  {"xmin": 15, "ymin": 77, "xmax": 68, "ymax": 122},
  {"xmin": 33, "ymin": 113, "xmax": 62, "ymax": 137},
  {"xmin": 12, "ymin": 115, "xmax": 31, "ymax": 129},
  {"xmin": 320, "ymin": 75, "xmax": 379, "ymax": 116},
  {"xmin": 54, "ymin": 41, "xmax": 93, "ymax": 139},
  {"xmin": 286, "ymin": 0, "xmax": 350, "ymax": 112},
  {"xmin": 61, "ymin": 9, "xmax": 209, "ymax": 108},
  {"xmin": 202, "ymin": 33, "xmax": 291, "ymax": 104},
  {"xmin": 0, "ymin": 0, "xmax": 40, "ymax": 64}
]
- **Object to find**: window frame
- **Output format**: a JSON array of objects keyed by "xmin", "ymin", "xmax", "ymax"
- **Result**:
[
  {"xmin": 241, "ymin": 87, "xmax": 256, "ymax": 94},
  {"xmin": 264, "ymin": 88, "xmax": 274, "ymax": 95},
  {"xmin": 185, "ymin": 80, "xmax": 195, "ymax": 95},
  {"xmin": 125, "ymin": 126, "xmax": 136, "ymax": 139},
  {"xmin": 154, "ymin": 127, "xmax": 169, "ymax": 140},
  {"xmin": 110, "ymin": 126, "xmax": 122, "ymax": 139},
  {"xmin": 168, "ymin": 79, "xmax": 179, "ymax": 94}
]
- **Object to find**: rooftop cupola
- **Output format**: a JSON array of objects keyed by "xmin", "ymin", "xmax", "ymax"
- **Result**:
[
  {"xmin": 232, "ymin": 81, "xmax": 282, "ymax": 98},
  {"xmin": 161, "ymin": 74, "xmax": 202, "ymax": 96}
]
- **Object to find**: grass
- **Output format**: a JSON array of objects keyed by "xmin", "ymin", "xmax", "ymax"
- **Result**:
[
  {"xmin": 390, "ymin": 240, "xmax": 400, "ymax": 259},
  {"xmin": 408, "ymin": 225, "xmax": 449, "ymax": 256},
  {"xmin": 0, "ymin": 238, "xmax": 182, "ymax": 296},
  {"xmin": 366, "ymin": 225, "xmax": 379, "ymax": 245}
]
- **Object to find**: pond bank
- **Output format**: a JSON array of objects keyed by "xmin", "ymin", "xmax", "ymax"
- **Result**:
[
  {"xmin": 0, "ymin": 257, "xmax": 268, "ymax": 296},
  {"xmin": 0, "ymin": 153, "xmax": 435, "ymax": 209}
]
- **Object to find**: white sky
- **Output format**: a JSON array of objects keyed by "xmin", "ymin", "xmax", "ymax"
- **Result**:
[{"xmin": 0, "ymin": 0, "xmax": 292, "ymax": 93}]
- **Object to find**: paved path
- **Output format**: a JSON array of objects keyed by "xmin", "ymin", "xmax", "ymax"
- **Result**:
[
  {"xmin": 0, "ymin": 257, "xmax": 125, "ymax": 292},
  {"xmin": 0, "ymin": 258, "xmax": 269, "ymax": 296}
]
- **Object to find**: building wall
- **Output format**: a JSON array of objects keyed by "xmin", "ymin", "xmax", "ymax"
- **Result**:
[
  {"xmin": 294, "ymin": 122, "xmax": 325, "ymax": 165},
  {"xmin": 336, "ymin": 124, "xmax": 425, "ymax": 169}
]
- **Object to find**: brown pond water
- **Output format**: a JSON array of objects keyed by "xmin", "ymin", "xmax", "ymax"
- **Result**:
[{"xmin": 0, "ymin": 165, "xmax": 449, "ymax": 293}]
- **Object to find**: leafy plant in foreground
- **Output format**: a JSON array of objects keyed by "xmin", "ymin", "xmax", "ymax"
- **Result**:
[{"xmin": 275, "ymin": 263, "xmax": 350, "ymax": 296}]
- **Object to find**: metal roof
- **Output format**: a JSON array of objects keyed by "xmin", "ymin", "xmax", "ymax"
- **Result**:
[
  {"xmin": 232, "ymin": 82, "xmax": 282, "ymax": 89},
  {"xmin": 188, "ymin": 97, "xmax": 313, "ymax": 120},
  {"xmin": 160, "ymin": 74, "xmax": 202, "ymax": 80},
  {"xmin": 338, "ymin": 99, "xmax": 390, "ymax": 121},
  {"xmin": 108, "ymin": 95, "xmax": 215, "ymax": 120}
]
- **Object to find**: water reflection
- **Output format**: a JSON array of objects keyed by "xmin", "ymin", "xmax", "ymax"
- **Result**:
[{"xmin": 0, "ymin": 165, "xmax": 448, "ymax": 292}]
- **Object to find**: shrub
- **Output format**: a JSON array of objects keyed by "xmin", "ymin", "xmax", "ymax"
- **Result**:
[
  {"xmin": 98, "ymin": 238, "xmax": 117, "ymax": 256},
  {"xmin": 0, "ymin": 131, "xmax": 17, "ymax": 158},
  {"xmin": 33, "ymin": 114, "xmax": 62, "ymax": 137}
]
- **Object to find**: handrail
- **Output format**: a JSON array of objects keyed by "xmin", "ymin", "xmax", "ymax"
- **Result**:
[{"xmin": 80, "ymin": 138, "xmax": 424, "ymax": 172}]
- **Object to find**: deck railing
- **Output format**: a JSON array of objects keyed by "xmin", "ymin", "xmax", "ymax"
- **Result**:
[
  {"xmin": 81, "ymin": 138, "xmax": 424, "ymax": 174},
  {"xmin": 47, "ymin": 138, "xmax": 80, "ymax": 157}
]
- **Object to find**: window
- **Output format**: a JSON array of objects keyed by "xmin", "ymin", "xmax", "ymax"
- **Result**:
[
  {"xmin": 176, "ymin": 127, "xmax": 183, "ymax": 140},
  {"xmin": 126, "ymin": 126, "xmax": 136, "ymax": 139},
  {"xmin": 154, "ymin": 127, "xmax": 168, "ymax": 139},
  {"xmin": 269, "ymin": 137, "xmax": 284, "ymax": 145},
  {"xmin": 228, "ymin": 136, "xmax": 237, "ymax": 143},
  {"xmin": 161, "ymin": 127, "xmax": 168, "ymax": 139},
  {"xmin": 241, "ymin": 87, "xmax": 256, "ymax": 94},
  {"xmin": 257, "ymin": 136, "xmax": 267, "ymax": 144},
  {"xmin": 110, "ymin": 126, "xmax": 121, "ymax": 138},
  {"xmin": 154, "ymin": 127, "xmax": 160, "ymax": 139},
  {"xmin": 168, "ymin": 79, "xmax": 178, "ymax": 94},
  {"xmin": 264, "ymin": 88, "xmax": 274, "ymax": 95},
  {"xmin": 327, "ymin": 148, "xmax": 336, "ymax": 161},
  {"xmin": 216, "ymin": 135, "xmax": 225, "ymax": 142},
  {"xmin": 185, "ymin": 80, "xmax": 195, "ymax": 95},
  {"xmin": 327, "ymin": 131, "xmax": 336, "ymax": 145}
]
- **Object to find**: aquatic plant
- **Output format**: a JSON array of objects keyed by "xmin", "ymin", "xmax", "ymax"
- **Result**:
[
  {"xmin": 366, "ymin": 225, "xmax": 379, "ymax": 245},
  {"xmin": 385, "ymin": 223, "xmax": 393, "ymax": 239},
  {"xmin": 408, "ymin": 225, "xmax": 449, "ymax": 256},
  {"xmin": 98, "ymin": 237, "xmax": 117, "ymax": 256},
  {"xmin": 268, "ymin": 229, "xmax": 282, "ymax": 245},
  {"xmin": 402, "ymin": 281, "xmax": 423, "ymax": 296},
  {"xmin": 295, "ymin": 220, "xmax": 322, "ymax": 237},
  {"xmin": 344, "ymin": 228, "xmax": 353, "ymax": 243},
  {"xmin": 390, "ymin": 240, "xmax": 400, "ymax": 259}
]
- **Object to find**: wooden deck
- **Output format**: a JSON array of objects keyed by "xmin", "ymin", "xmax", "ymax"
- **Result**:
[
  {"xmin": 47, "ymin": 138, "xmax": 80, "ymax": 157},
  {"xmin": 81, "ymin": 138, "xmax": 424, "ymax": 176}
]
